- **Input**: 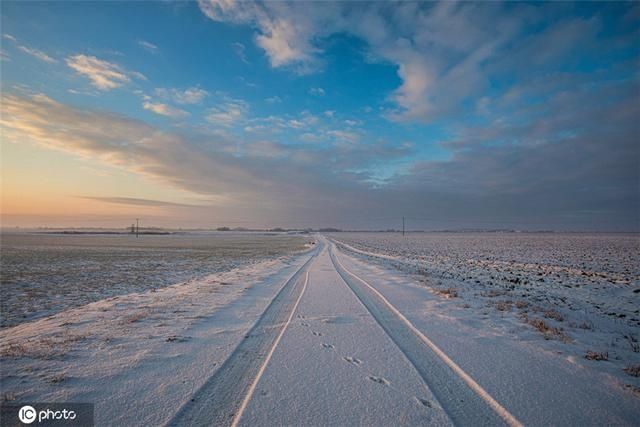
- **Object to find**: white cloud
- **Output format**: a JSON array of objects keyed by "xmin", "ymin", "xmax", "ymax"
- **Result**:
[
  {"xmin": 327, "ymin": 129, "xmax": 360, "ymax": 143},
  {"xmin": 138, "ymin": 40, "xmax": 159, "ymax": 53},
  {"xmin": 287, "ymin": 119, "xmax": 305, "ymax": 129},
  {"xmin": 244, "ymin": 125, "xmax": 265, "ymax": 133},
  {"xmin": 308, "ymin": 87, "xmax": 325, "ymax": 96},
  {"xmin": 198, "ymin": 0, "xmax": 323, "ymax": 72},
  {"xmin": 265, "ymin": 96, "xmax": 282, "ymax": 104},
  {"xmin": 246, "ymin": 111, "xmax": 321, "ymax": 133},
  {"xmin": 197, "ymin": 1, "xmax": 522, "ymax": 122},
  {"xmin": 2, "ymin": 34, "xmax": 56, "ymax": 63},
  {"xmin": 66, "ymin": 55, "xmax": 145, "ymax": 91},
  {"xmin": 232, "ymin": 42, "xmax": 249, "ymax": 64},
  {"xmin": 143, "ymin": 102, "xmax": 189, "ymax": 118},
  {"xmin": 206, "ymin": 99, "xmax": 248, "ymax": 126},
  {"xmin": 248, "ymin": 115, "xmax": 288, "ymax": 130},
  {"xmin": 68, "ymin": 88, "xmax": 98, "ymax": 97},
  {"xmin": 133, "ymin": 89, "xmax": 152, "ymax": 101},
  {"xmin": 387, "ymin": 59, "xmax": 434, "ymax": 121},
  {"xmin": 255, "ymin": 19, "xmax": 315, "ymax": 69},
  {"xmin": 155, "ymin": 87, "xmax": 209, "ymax": 104},
  {"xmin": 237, "ymin": 76, "xmax": 258, "ymax": 88},
  {"xmin": 17, "ymin": 45, "xmax": 57, "ymax": 63},
  {"xmin": 324, "ymin": 110, "xmax": 335, "ymax": 118},
  {"xmin": 300, "ymin": 112, "xmax": 319, "ymax": 125},
  {"xmin": 0, "ymin": 92, "xmax": 244, "ymax": 200}
]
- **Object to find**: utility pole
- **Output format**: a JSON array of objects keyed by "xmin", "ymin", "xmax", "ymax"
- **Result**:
[
  {"xmin": 402, "ymin": 216, "xmax": 405, "ymax": 236},
  {"xmin": 136, "ymin": 218, "xmax": 139, "ymax": 238}
]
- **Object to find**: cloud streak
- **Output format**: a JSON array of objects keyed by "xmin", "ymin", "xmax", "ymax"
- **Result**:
[
  {"xmin": 79, "ymin": 196, "xmax": 205, "ymax": 208},
  {"xmin": 138, "ymin": 40, "xmax": 159, "ymax": 54},
  {"xmin": 232, "ymin": 42, "xmax": 249, "ymax": 64},
  {"xmin": 206, "ymin": 99, "xmax": 248, "ymax": 126},
  {"xmin": 66, "ymin": 55, "xmax": 145, "ymax": 90},
  {"xmin": 155, "ymin": 87, "xmax": 209, "ymax": 104},
  {"xmin": 2, "ymin": 34, "xmax": 57, "ymax": 63},
  {"xmin": 143, "ymin": 101, "xmax": 189, "ymax": 118},
  {"xmin": 17, "ymin": 45, "xmax": 57, "ymax": 63}
]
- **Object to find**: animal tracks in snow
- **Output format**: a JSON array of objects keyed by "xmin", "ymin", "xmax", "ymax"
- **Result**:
[
  {"xmin": 416, "ymin": 397, "xmax": 434, "ymax": 408},
  {"xmin": 368, "ymin": 375, "xmax": 390, "ymax": 386},
  {"xmin": 343, "ymin": 356, "xmax": 362, "ymax": 365}
]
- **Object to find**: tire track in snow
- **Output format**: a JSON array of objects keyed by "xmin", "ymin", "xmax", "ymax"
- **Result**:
[
  {"xmin": 167, "ymin": 243, "xmax": 320, "ymax": 427},
  {"xmin": 231, "ymin": 269, "xmax": 310, "ymax": 427},
  {"xmin": 329, "ymin": 242, "xmax": 523, "ymax": 427}
]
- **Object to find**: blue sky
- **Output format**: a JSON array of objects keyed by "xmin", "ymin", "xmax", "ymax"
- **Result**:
[{"xmin": 1, "ymin": 1, "xmax": 638, "ymax": 230}]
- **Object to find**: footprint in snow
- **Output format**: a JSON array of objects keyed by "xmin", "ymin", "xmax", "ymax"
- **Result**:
[
  {"xmin": 312, "ymin": 331, "xmax": 323, "ymax": 336},
  {"xmin": 166, "ymin": 335, "xmax": 191, "ymax": 343},
  {"xmin": 301, "ymin": 322, "xmax": 309, "ymax": 327},
  {"xmin": 368, "ymin": 376, "xmax": 390, "ymax": 386},
  {"xmin": 321, "ymin": 343, "xmax": 334, "ymax": 349},
  {"xmin": 343, "ymin": 356, "xmax": 362, "ymax": 365},
  {"xmin": 415, "ymin": 397, "xmax": 433, "ymax": 408}
]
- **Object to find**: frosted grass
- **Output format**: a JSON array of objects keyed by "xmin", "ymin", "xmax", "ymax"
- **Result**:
[{"xmin": 0, "ymin": 231, "xmax": 308, "ymax": 327}]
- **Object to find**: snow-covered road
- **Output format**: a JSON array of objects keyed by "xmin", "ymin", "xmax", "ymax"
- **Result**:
[
  {"xmin": 173, "ymin": 236, "xmax": 640, "ymax": 426},
  {"xmin": 235, "ymin": 238, "xmax": 457, "ymax": 427}
]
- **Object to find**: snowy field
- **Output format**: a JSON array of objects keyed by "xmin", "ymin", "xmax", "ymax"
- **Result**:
[
  {"xmin": 1, "ymin": 233, "xmax": 639, "ymax": 426},
  {"xmin": 328, "ymin": 232, "xmax": 640, "ymax": 395},
  {"xmin": 0, "ymin": 242, "xmax": 315, "ymax": 425},
  {"xmin": 0, "ymin": 231, "xmax": 309, "ymax": 327}
]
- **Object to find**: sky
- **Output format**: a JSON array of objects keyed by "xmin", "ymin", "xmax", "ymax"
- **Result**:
[{"xmin": 0, "ymin": 1, "xmax": 638, "ymax": 231}]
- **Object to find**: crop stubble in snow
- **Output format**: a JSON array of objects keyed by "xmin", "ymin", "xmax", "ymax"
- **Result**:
[{"xmin": 328, "ymin": 232, "xmax": 640, "ymax": 395}]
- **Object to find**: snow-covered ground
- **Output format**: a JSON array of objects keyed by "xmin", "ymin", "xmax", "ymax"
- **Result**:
[
  {"xmin": 0, "ymin": 231, "xmax": 308, "ymax": 327},
  {"xmin": 325, "ymin": 238, "xmax": 640, "ymax": 425},
  {"xmin": 328, "ymin": 232, "xmax": 640, "ymax": 398},
  {"xmin": 0, "ymin": 247, "xmax": 315, "ymax": 426},
  {"xmin": 2, "ymin": 233, "xmax": 639, "ymax": 426}
]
